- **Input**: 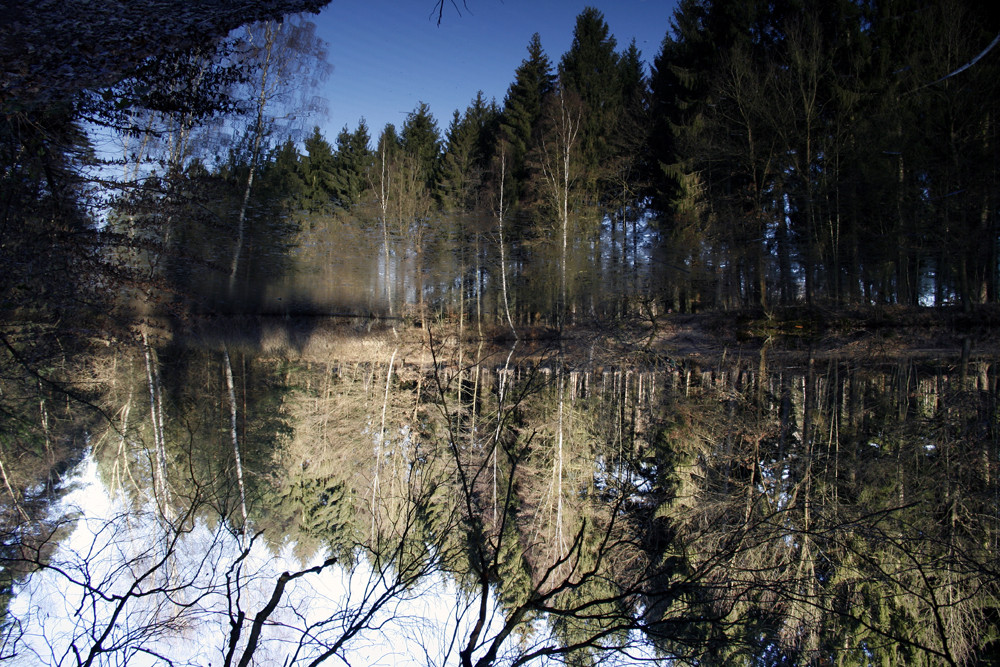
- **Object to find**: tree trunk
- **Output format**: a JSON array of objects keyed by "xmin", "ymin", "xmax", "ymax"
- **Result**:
[
  {"xmin": 223, "ymin": 347, "xmax": 249, "ymax": 536},
  {"xmin": 141, "ymin": 332, "xmax": 170, "ymax": 511},
  {"xmin": 370, "ymin": 347, "xmax": 397, "ymax": 537},
  {"xmin": 230, "ymin": 22, "xmax": 277, "ymax": 301},
  {"xmin": 496, "ymin": 148, "xmax": 517, "ymax": 337}
]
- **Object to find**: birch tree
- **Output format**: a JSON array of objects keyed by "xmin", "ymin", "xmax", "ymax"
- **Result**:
[
  {"xmin": 536, "ymin": 87, "xmax": 582, "ymax": 328},
  {"xmin": 227, "ymin": 18, "xmax": 329, "ymax": 302},
  {"xmin": 369, "ymin": 125, "xmax": 402, "ymax": 321},
  {"xmin": 495, "ymin": 144, "xmax": 517, "ymax": 337}
]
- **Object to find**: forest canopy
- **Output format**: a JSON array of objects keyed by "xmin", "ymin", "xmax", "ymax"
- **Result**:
[{"xmin": 2, "ymin": 0, "xmax": 999, "ymax": 332}]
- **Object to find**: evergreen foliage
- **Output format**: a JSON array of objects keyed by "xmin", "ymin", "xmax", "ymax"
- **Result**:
[
  {"xmin": 558, "ymin": 6, "xmax": 622, "ymax": 198},
  {"xmin": 5, "ymin": 0, "xmax": 999, "ymax": 327},
  {"xmin": 330, "ymin": 120, "xmax": 373, "ymax": 209},
  {"xmin": 499, "ymin": 33, "xmax": 557, "ymax": 221},
  {"xmin": 1, "ymin": 1, "xmax": 998, "ymax": 664},
  {"xmin": 300, "ymin": 126, "xmax": 337, "ymax": 213},
  {"xmin": 401, "ymin": 101, "xmax": 442, "ymax": 188}
]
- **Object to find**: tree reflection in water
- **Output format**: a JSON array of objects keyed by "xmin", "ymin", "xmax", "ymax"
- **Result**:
[
  {"xmin": 8, "ymin": 455, "xmax": 499, "ymax": 666},
  {"xmin": 1, "ymin": 331, "xmax": 997, "ymax": 666}
]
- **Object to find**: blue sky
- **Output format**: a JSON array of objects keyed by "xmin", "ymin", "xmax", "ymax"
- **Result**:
[{"xmin": 310, "ymin": 0, "xmax": 678, "ymax": 143}]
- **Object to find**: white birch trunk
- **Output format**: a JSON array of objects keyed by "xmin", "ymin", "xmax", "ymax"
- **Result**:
[
  {"xmin": 491, "ymin": 343, "xmax": 516, "ymax": 526},
  {"xmin": 113, "ymin": 388, "xmax": 133, "ymax": 497},
  {"xmin": 142, "ymin": 331, "xmax": 171, "ymax": 514},
  {"xmin": 539, "ymin": 89, "xmax": 580, "ymax": 328},
  {"xmin": 555, "ymin": 366, "xmax": 566, "ymax": 555},
  {"xmin": 371, "ymin": 347, "xmax": 397, "ymax": 537},
  {"xmin": 223, "ymin": 347, "xmax": 249, "ymax": 535},
  {"xmin": 0, "ymin": 454, "xmax": 28, "ymax": 521},
  {"xmin": 230, "ymin": 22, "xmax": 277, "ymax": 298},
  {"xmin": 496, "ymin": 148, "xmax": 517, "ymax": 338}
]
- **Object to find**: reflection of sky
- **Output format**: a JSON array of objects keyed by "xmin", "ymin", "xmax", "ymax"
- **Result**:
[
  {"xmin": 312, "ymin": 0, "xmax": 677, "ymax": 142},
  {"xmin": 6, "ymin": 454, "xmax": 514, "ymax": 666}
]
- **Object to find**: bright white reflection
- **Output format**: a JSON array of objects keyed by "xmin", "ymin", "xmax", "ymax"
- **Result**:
[{"xmin": 6, "ymin": 453, "xmax": 520, "ymax": 667}]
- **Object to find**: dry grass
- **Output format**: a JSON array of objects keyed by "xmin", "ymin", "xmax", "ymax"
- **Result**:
[{"xmin": 117, "ymin": 304, "xmax": 1000, "ymax": 369}]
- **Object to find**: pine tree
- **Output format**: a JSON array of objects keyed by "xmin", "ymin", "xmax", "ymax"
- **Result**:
[
  {"xmin": 330, "ymin": 120, "xmax": 372, "ymax": 210},
  {"xmin": 606, "ymin": 39, "xmax": 649, "ymax": 314},
  {"xmin": 648, "ymin": 0, "xmax": 784, "ymax": 310},
  {"xmin": 558, "ymin": 7, "xmax": 622, "ymax": 194},
  {"xmin": 439, "ymin": 92, "xmax": 499, "ymax": 214},
  {"xmin": 401, "ymin": 101, "xmax": 441, "ymax": 189},
  {"xmin": 499, "ymin": 32, "xmax": 557, "ymax": 211},
  {"xmin": 300, "ymin": 126, "xmax": 337, "ymax": 214}
]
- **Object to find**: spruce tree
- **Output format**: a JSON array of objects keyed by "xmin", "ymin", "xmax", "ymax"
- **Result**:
[
  {"xmin": 500, "ymin": 33, "xmax": 557, "ymax": 187},
  {"xmin": 401, "ymin": 102, "xmax": 441, "ymax": 189},
  {"xmin": 330, "ymin": 120, "xmax": 372, "ymax": 209},
  {"xmin": 439, "ymin": 92, "xmax": 500, "ymax": 214},
  {"xmin": 301, "ymin": 126, "xmax": 337, "ymax": 214},
  {"xmin": 439, "ymin": 110, "xmax": 478, "ymax": 215},
  {"xmin": 558, "ymin": 6, "xmax": 621, "ymax": 191}
]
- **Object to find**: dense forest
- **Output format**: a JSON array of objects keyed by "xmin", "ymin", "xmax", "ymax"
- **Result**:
[
  {"xmin": 4, "ymin": 0, "xmax": 999, "ymax": 335},
  {"xmin": 1, "ymin": 1, "xmax": 999, "ymax": 666}
]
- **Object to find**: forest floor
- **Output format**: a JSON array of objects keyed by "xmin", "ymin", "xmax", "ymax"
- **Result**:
[
  {"xmin": 628, "ymin": 304, "xmax": 1000, "ymax": 365},
  {"xmin": 467, "ymin": 304, "xmax": 1000, "ymax": 368},
  {"xmin": 178, "ymin": 304, "xmax": 1000, "ymax": 367}
]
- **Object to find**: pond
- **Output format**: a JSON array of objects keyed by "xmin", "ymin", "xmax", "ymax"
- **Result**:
[{"xmin": 1, "ymin": 322, "xmax": 997, "ymax": 666}]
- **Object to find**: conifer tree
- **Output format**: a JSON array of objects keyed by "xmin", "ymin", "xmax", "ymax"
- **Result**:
[
  {"xmin": 300, "ymin": 126, "xmax": 337, "ymax": 214},
  {"xmin": 330, "ymin": 120, "xmax": 373, "ymax": 210},
  {"xmin": 439, "ymin": 92, "xmax": 499, "ymax": 214},
  {"xmin": 606, "ymin": 39, "xmax": 649, "ymax": 313},
  {"xmin": 558, "ymin": 7, "xmax": 621, "ymax": 197},
  {"xmin": 500, "ymin": 33, "xmax": 557, "ymax": 224},
  {"xmin": 401, "ymin": 101, "xmax": 442, "ymax": 189},
  {"xmin": 440, "ymin": 111, "xmax": 480, "ymax": 216}
]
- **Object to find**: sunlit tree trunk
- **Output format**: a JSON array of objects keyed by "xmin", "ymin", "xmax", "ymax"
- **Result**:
[
  {"xmin": 370, "ymin": 347, "xmax": 397, "ymax": 537},
  {"xmin": 490, "ymin": 343, "xmax": 517, "ymax": 528},
  {"xmin": 554, "ymin": 364, "xmax": 566, "ymax": 555},
  {"xmin": 112, "ymin": 383, "xmax": 134, "ymax": 498},
  {"xmin": 0, "ymin": 453, "xmax": 27, "ymax": 521},
  {"xmin": 142, "ymin": 331, "xmax": 170, "ymax": 515},
  {"xmin": 539, "ymin": 88, "xmax": 581, "ymax": 329},
  {"xmin": 229, "ymin": 21, "xmax": 278, "ymax": 300},
  {"xmin": 475, "ymin": 233, "xmax": 483, "ymax": 338},
  {"xmin": 377, "ymin": 148, "xmax": 394, "ymax": 320},
  {"xmin": 496, "ymin": 146, "xmax": 517, "ymax": 337},
  {"xmin": 223, "ymin": 347, "xmax": 249, "ymax": 536}
]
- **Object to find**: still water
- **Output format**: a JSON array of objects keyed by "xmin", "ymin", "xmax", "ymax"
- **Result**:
[{"xmin": 2, "ymin": 325, "xmax": 997, "ymax": 665}]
